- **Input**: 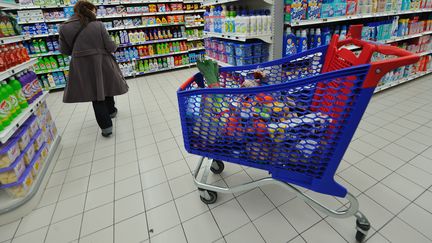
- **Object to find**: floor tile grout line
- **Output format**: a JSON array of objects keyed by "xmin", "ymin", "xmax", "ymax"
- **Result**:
[
  {"xmin": 64, "ymin": 103, "xmax": 95, "ymax": 243},
  {"xmin": 140, "ymin": 75, "xmax": 196, "ymax": 242},
  {"xmin": 126, "ymin": 83, "xmax": 153, "ymax": 243}
]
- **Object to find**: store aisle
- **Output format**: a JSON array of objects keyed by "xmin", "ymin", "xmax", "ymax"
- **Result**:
[{"xmin": 1, "ymin": 68, "xmax": 432, "ymax": 243}]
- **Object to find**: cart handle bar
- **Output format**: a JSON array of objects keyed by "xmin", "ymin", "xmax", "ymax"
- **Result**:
[{"xmin": 333, "ymin": 25, "xmax": 420, "ymax": 88}]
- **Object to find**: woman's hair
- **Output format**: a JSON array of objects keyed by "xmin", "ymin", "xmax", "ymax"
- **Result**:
[{"xmin": 74, "ymin": 1, "xmax": 96, "ymax": 25}]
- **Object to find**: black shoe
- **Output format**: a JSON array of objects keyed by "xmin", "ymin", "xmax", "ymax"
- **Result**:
[
  {"xmin": 102, "ymin": 131, "xmax": 112, "ymax": 137},
  {"xmin": 110, "ymin": 108, "xmax": 118, "ymax": 118},
  {"xmin": 101, "ymin": 127, "xmax": 113, "ymax": 137}
]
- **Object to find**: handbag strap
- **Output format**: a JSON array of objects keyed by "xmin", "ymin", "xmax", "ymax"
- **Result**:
[{"xmin": 71, "ymin": 25, "xmax": 86, "ymax": 51}]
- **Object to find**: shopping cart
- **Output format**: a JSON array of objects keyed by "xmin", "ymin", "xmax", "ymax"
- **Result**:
[{"xmin": 177, "ymin": 26, "xmax": 419, "ymax": 242}]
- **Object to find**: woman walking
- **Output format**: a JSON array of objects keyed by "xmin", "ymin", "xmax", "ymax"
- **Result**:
[{"xmin": 59, "ymin": 0, "xmax": 128, "ymax": 137}]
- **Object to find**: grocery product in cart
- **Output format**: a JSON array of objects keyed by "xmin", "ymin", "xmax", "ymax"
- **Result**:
[{"xmin": 177, "ymin": 25, "xmax": 419, "ymax": 241}]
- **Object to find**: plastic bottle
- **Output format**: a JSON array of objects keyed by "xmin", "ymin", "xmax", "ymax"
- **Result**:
[
  {"xmin": 19, "ymin": 44, "xmax": 30, "ymax": 61},
  {"xmin": 297, "ymin": 29, "xmax": 308, "ymax": 52},
  {"xmin": 264, "ymin": 10, "xmax": 271, "ymax": 34},
  {"xmin": 9, "ymin": 77, "xmax": 28, "ymax": 109},
  {"xmin": 53, "ymin": 38, "xmax": 59, "ymax": 51},
  {"xmin": 46, "ymin": 38, "xmax": 54, "ymax": 52},
  {"xmin": 39, "ymin": 39, "xmax": 47, "ymax": 53},
  {"xmin": 57, "ymin": 55, "xmax": 65, "ymax": 67},
  {"xmin": 1, "ymin": 81, "xmax": 19, "ymax": 117},
  {"xmin": 0, "ymin": 83, "xmax": 12, "ymax": 127},
  {"xmin": 322, "ymin": 27, "xmax": 331, "ymax": 45},
  {"xmin": 250, "ymin": 10, "xmax": 258, "ymax": 35},
  {"xmin": 315, "ymin": 28, "xmax": 322, "ymax": 47},
  {"xmin": 33, "ymin": 39, "xmax": 41, "ymax": 54},
  {"xmin": 256, "ymin": 10, "xmax": 263, "ymax": 35},
  {"xmin": 340, "ymin": 25, "xmax": 347, "ymax": 40},
  {"xmin": 0, "ymin": 48, "xmax": 5, "ymax": 72},
  {"xmin": 309, "ymin": 28, "xmax": 315, "ymax": 48},
  {"xmin": 221, "ymin": 5, "xmax": 227, "ymax": 33},
  {"xmin": 285, "ymin": 27, "xmax": 297, "ymax": 56},
  {"xmin": 50, "ymin": 56, "xmax": 58, "ymax": 69}
]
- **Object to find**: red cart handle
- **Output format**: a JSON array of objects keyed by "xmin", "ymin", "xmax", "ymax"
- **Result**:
[{"xmin": 324, "ymin": 25, "xmax": 420, "ymax": 88}]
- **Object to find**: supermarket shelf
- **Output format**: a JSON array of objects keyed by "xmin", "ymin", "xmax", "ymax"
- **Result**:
[
  {"xmin": 48, "ymin": 83, "xmax": 66, "ymax": 90},
  {"xmin": 0, "ymin": 1, "xmax": 19, "ymax": 8},
  {"xmin": 287, "ymin": 9, "xmax": 432, "ymax": 26},
  {"xmin": 184, "ymin": 9, "xmax": 205, "ymax": 13},
  {"xmin": 374, "ymin": 70, "xmax": 432, "ymax": 93},
  {"xmin": 204, "ymin": 31, "xmax": 273, "ymax": 43},
  {"xmin": 0, "ymin": 92, "xmax": 48, "ymax": 144},
  {"xmin": 419, "ymin": 49, "xmax": 432, "ymax": 56},
  {"xmin": 206, "ymin": 56, "xmax": 232, "ymax": 67},
  {"xmin": 35, "ymin": 67, "xmax": 69, "ymax": 75},
  {"xmin": 29, "ymin": 51, "xmax": 61, "ymax": 58},
  {"xmin": 0, "ymin": 35, "xmax": 30, "ymax": 45},
  {"xmin": 18, "ymin": 18, "xmax": 67, "ymax": 24},
  {"xmin": 203, "ymin": 0, "xmax": 272, "ymax": 6},
  {"xmin": 185, "ymin": 23, "xmax": 204, "ymax": 28},
  {"xmin": 187, "ymin": 37, "xmax": 204, "ymax": 41},
  {"xmin": 189, "ymin": 47, "xmax": 205, "ymax": 51},
  {"xmin": 30, "ymin": 33, "xmax": 59, "ymax": 38},
  {"xmin": 0, "ymin": 135, "xmax": 62, "ymax": 224},
  {"xmin": 0, "ymin": 58, "xmax": 38, "ymax": 81},
  {"xmin": 7, "ymin": 1, "xmax": 184, "ymax": 9},
  {"xmin": 116, "ymin": 50, "xmax": 189, "ymax": 63},
  {"xmin": 107, "ymin": 22, "xmax": 184, "ymax": 31},
  {"xmin": 124, "ymin": 63, "xmax": 195, "ymax": 77},
  {"xmin": 118, "ymin": 37, "xmax": 187, "ymax": 47}
]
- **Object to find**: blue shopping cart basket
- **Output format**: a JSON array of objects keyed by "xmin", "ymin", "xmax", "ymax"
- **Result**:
[{"xmin": 177, "ymin": 28, "xmax": 419, "ymax": 241}]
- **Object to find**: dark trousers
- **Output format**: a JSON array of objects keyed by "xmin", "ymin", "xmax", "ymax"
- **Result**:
[{"xmin": 92, "ymin": 96, "xmax": 115, "ymax": 129}]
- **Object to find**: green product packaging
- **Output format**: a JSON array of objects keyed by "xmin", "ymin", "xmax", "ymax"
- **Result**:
[
  {"xmin": 39, "ymin": 39, "xmax": 47, "ymax": 53},
  {"xmin": 0, "ymin": 84, "xmax": 11, "ymax": 127},
  {"xmin": 43, "ymin": 57, "xmax": 52, "ymax": 70},
  {"xmin": 49, "ymin": 56, "xmax": 58, "ymax": 69},
  {"xmin": 9, "ymin": 78, "xmax": 28, "ymax": 109},
  {"xmin": 32, "ymin": 39, "xmax": 41, "ymax": 54},
  {"xmin": 1, "ymin": 81, "xmax": 18, "ymax": 119}
]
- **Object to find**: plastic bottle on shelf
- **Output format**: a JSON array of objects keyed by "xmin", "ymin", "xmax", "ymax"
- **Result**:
[
  {"xmin": 32, "ymin": 39, "xmax": 41, "ymax": 54},
  {"xmin": 315, "ymin": 28, "xmax": 322, "ymax": 47},
  {"xmin": 9, "ymin": 77, "xmax": 28, "ymax": 110},
  {"xmin": 0, "ymin": 47, "xmax": 6, "ymax": 72},
  {"xmin": 257, "ymin": 10, "xmax": 263, "ymax": 35},
  {"xmin": 221, "ymin": 5, "xmax": 227, "ymax": 34},
  {"xmin": 264, "ymin": 10, "xmax": 271, "ymax": 34},
  {"xmin": 57, "ymin": 55, "xmax": 65, "ymax": 67},
  {"xmin": 1, "ymin": 81, "xmax": 19, "ymax": 118},
  {"xmin": 39, "ymin": 39, "xmax": 48, "ymax": 53},
  {"xmin": 250, "ymin": 10, "xmax": 258, "ymax": 35},
  {"xmin": 49, "ymin": 56, "xmax": 58, "ymax": 69},
  {"xmin": 297, "ymin": 29, "xmax": 308, "ymax": 52},
  {"xmin": 46, "ymin": 38, "xmax": 54, "ymax": 52},
  {"xmin": 0, "ymin": 83, "xmax": 12, "ymax": 128},
  {"xmin": 19, "ymin": 44, "xmax": 30, "ymax": 61},
  {"xmin": 285, "ymin": 27, "xmax": 297, "ymax": 56}
]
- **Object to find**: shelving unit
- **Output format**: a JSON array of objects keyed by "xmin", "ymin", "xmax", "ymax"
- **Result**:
[
  {"xmin": 124, "ymin": 62, "xmax": 197, "ymax": 77},
  {"xmin": 0, "ymin": 3, "xmax": 62, "ymax": 223},
  {"xmin": 7, "ymin": 0, "xmax": 206, "ymax": 86},
  {"xmin": 202, "ymin": 0, "xmax": 284, "ymax": 67},
  {"xmin": 283, "ymin": 3, "xmax": 432, "ymax": 93},
  {"xmin": 0, "ymin": 58, "xmax": 38, "ymax": 81},
  {"xmin": 0, "ymin": 92, "xmax": 48, "ymax": 144}
]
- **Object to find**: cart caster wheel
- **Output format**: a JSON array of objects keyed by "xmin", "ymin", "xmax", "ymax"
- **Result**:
[
  {"xmin": 355, "ymin": 218, "xmax": 370, "ymax": 242},
  {"xmin": 355, "ymin": 231, "xmax": 366, "ymax": 242},
  {"xmin": 210, "ymin": 160, "xmax": 224, "ymax": 174},
  {"xmin": 199, "ymin": 190, "xmax": 218, "ymax": 204}
]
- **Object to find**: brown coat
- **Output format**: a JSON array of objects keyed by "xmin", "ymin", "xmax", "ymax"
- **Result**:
[{"xmin": 59, "ymin": 15, "xmax": 128, "ymax": 103}]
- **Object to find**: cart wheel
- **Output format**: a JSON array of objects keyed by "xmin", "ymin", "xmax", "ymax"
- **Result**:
[
  {"xmin": 355, "ymin": 231, "xmax": 366, "ymax": 242},
  {"xmin": 199, "ymin": 190, "xmax": 218, "ymax": 204},
  {"xmin": 355, "ymin": 218, "xmax": 370, "ymax": 242},
  {"xmin": 210, "ymin": 160, "xmax": 224, "ymax": 174}
]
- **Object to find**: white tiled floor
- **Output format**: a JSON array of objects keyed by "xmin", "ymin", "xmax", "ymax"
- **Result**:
[{"xmin": 1, "ymin": 68, "xmax": 432, "ymax": 243}]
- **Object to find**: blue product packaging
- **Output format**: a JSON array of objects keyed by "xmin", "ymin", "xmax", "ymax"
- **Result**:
[
  {"xmin": 252, "ymin": 43, "xmax": 262, "ymax": 56},
  {"xmin": 321, "ymin": 2, "xmax": 334, "ymax": 18},
  {"xmin": 307, "ymin": 0, "xmax": 322, "ymax": 19},
  {"xmin": 234, "ymin": 43, "xmax": 253, "ymax": 57},
  {"xmin": 225, "ymin": 42, "xmax": 235, "ymax": 55},
  {"xmin": 291, "ymin": 0, "xmax": 308, "ymax": 21},
  {"xmin": 261, "ymin": 44, "xmax": 269, "ymax": 56},
  {"xmin": 253, "ymin": 56, "xmax": 261, "ymax": 64},
  {"xmin": 334, "ymin": 2, "xmax": 347, "ymax": 16},
  {"xmin": 227, "ymin": 55, "xmax": 236, "ymax": 65}
]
